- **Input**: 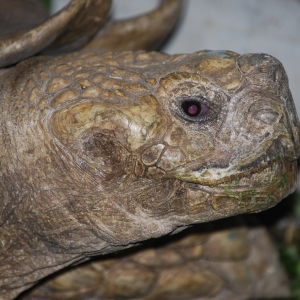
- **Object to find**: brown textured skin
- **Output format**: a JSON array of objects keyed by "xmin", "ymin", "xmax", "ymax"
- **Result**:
[{"xmin": 0, "ymin": 49, "xmax": 299, "ymax": 299}]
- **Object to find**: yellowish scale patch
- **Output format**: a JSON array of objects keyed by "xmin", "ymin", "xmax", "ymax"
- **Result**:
[
  {"xmin": 46, "ymin": 77, "xmax": 72, "ymax": 94},
  {"xmin": 50, "ymin": 95, "xmax": 162, "ymax": 151},
  {"xmin": 195, "ymin": 53, "xmax": 242, "ymax": 92}
]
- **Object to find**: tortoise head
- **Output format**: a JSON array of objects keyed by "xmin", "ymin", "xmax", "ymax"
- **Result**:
[
  {"xmin": 0, "ymin": 2, "xmax": 298, "ymax": 298},
  {"xmin": 43, "ymin": 50, "xmax": 299, "ymax": 234},
  {"xmin": 2, "ymin": 50, "xmax": 299, "ymax": 246},
  {"xmin": 1, "ymin": 49, "xmax": 299, "ymax": 298}
]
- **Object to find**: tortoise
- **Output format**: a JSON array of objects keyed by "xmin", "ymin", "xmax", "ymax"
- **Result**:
[{"xmin": 0, "ymin": 0, "xmax": 299, "ymax": 299}]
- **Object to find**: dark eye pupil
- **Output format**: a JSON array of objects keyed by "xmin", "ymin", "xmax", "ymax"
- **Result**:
[
  {"xmin": 182, "ymin": 100, "xmax": 201, "ymax": 117},
  {"xmin": 187, "ymin": 104, "xmax": 198, "ymax": 115}
]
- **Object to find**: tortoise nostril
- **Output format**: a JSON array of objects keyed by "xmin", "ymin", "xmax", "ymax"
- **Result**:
[
  {"xmin": 253, "ymin": 109, "xmax": 279, "ymax": 125},
  {"xmin": 273, "ymin": 69, "xmax": 282, "ymax": 83}
]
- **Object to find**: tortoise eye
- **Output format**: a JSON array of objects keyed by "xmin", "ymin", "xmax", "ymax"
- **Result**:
[{"xmin": 181, "ymin": 100, "xmax": 209, "ymax": 117}]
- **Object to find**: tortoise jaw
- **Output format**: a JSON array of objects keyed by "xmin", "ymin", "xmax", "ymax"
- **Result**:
[
  {"xmin": 172, "ymin": 155, "xmax": 297, "ymax": 194},
  {"xmin": 173, "ymin": 161, "xmax": 274, "ymax": 187},
  {"xmin": 179, "ymin": 158, "xmax": 298, "ymax": 220}
]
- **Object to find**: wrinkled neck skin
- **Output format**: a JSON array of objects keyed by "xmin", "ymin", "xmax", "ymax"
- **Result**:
[{"xmin": 0, "ymin": 50, "xmax": 299, "ymax": 299}]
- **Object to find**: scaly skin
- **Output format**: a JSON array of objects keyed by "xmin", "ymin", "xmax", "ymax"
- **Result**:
[{"xmin": 0, "ymin": 49, "xmax": 299, "ymax": 299}]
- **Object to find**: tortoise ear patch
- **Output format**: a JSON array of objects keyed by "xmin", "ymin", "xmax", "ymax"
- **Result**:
[{"xmin": 82, "ymin": 131, "xmax": 132, "ymax": 179}]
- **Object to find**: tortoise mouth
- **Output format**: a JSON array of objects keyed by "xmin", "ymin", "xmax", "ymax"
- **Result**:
[{"xmin": 172, "ymin": 154, "xmax": 287, "ymax": 189}]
